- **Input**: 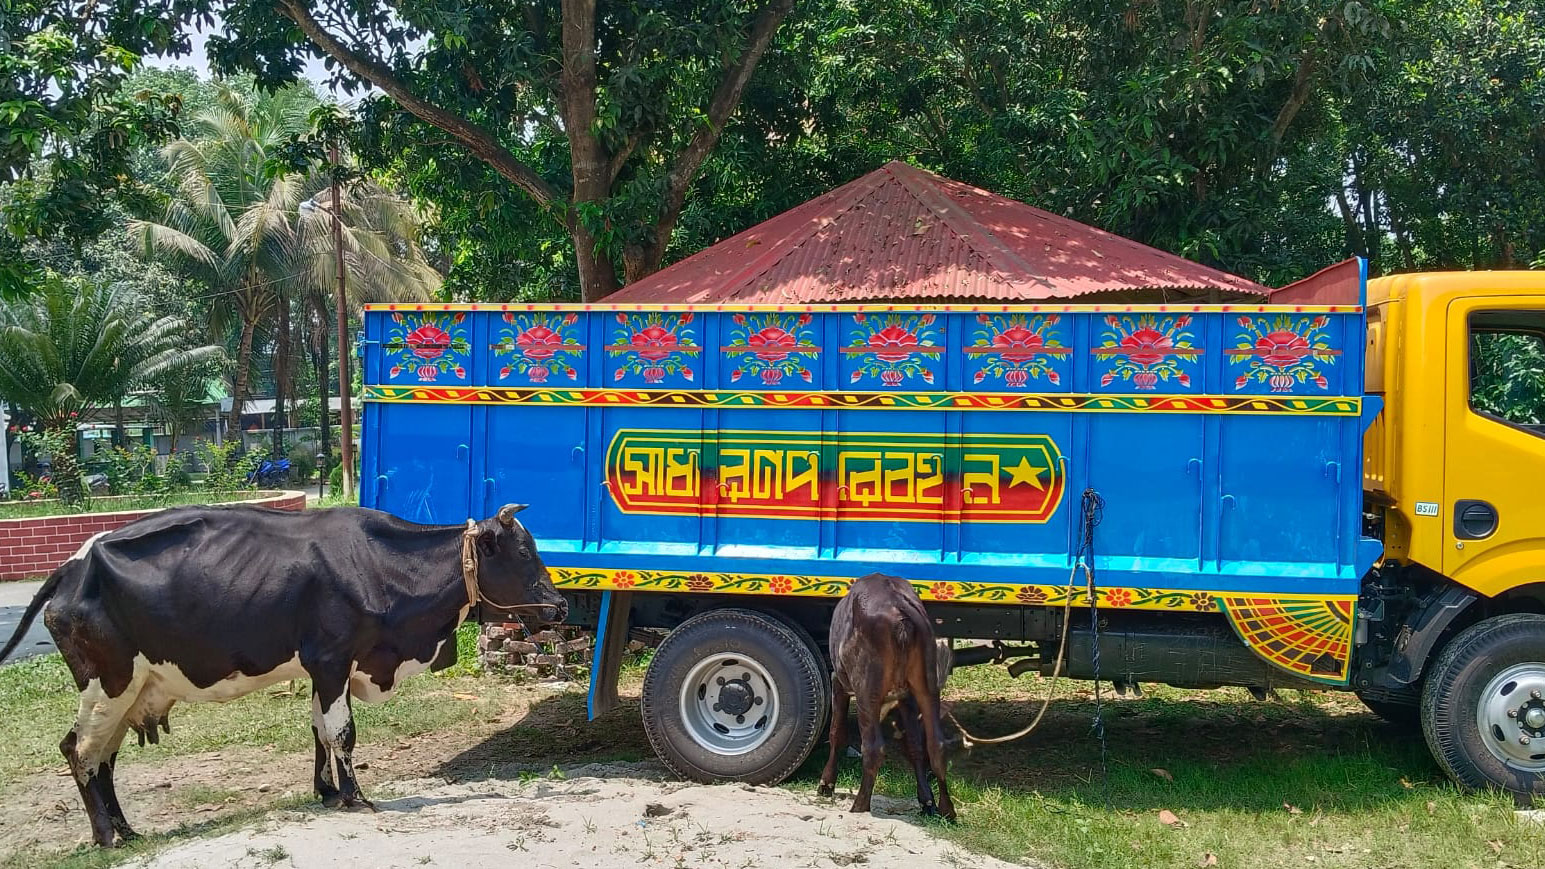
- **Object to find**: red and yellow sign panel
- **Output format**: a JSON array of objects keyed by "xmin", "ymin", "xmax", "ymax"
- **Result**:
[{"xmin": 605, "ymin": 429, "xmax": 1064, "ymax": 523}]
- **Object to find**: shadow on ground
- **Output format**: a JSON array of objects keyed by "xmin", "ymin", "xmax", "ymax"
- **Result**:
[
  {"xmin": 432, "ymin": 688, "xmax": 653, "ymax": 783},
  {"xmin": 434, "ymin": 683, "xmax": 1441, "ymax": 819}
]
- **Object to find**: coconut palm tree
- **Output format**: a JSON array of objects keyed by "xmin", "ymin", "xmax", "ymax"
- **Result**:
[
  {"xmin": 0, "ymin": 275, "xmax": 223, "ymax": 502},
  {"xmin": 130, "ymin": 83, "xmax": 313, "ymax": 439},
  {"xmin": 132, "ymin": 83, "xmax": 438, "ymax": 455}
]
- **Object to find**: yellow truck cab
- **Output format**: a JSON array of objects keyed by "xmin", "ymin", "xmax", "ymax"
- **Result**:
[{"xmin": 1360, "ymin": 271, "xmax": 1545, "ymax": 796}]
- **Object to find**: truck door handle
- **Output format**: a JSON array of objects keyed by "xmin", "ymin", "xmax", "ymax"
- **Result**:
[
  {"xmin": 1221, "ymin": 494, "xmax": 1236, "ymax": 510},
  {"xmin": 1186, "ymin": 458, "xmax": 1202, "ymax": 475},
  {"xmin": 457, "ymin": 443, "xmax": 469, "ymax": 461},
  {"xmin": 1323, "ymin": 461, "xmax": 1341, "ymax": 484},
  {"xmin": 572, "ymin": 445, "xmax": 585, "ymax": 462}
]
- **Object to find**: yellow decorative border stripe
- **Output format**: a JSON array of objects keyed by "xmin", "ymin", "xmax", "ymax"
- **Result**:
[
  {"xmin": 363, "ymin": 385, "xmax": 1361, "ymax": 416},
  {"xmin": 550, "ymin": 566, "xmax": 1352, "ymax": 611},
  {"xmin": 550, "ymin": 566, "xmax": 1356, "ymax": 684},
  {"xmin": 366, "ymin": 302, "xmax": 1362, "ymax": 314}
]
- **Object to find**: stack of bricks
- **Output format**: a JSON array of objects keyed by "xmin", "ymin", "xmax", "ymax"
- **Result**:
[{"xmin": 478, "ymin": 622, "xmax": 594, "ymax": 678}]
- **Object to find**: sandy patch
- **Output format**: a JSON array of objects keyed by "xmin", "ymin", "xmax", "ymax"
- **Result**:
[{"xmin": 125, "ymin": 762, "xmax": 1029, "ymax": 869}]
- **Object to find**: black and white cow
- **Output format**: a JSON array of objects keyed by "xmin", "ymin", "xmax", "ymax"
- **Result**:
[{"xmin": 0, "ymin": 502, "xmax": 565, "ymax": 847}]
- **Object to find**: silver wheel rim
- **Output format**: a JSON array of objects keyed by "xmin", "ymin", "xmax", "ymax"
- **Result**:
[
  {"xmin": 678, "ymin": 652, "xmax": 779, "ymax": 756},
  {"xmin": 1476, "ymin": 661, "xmax": 1545, "ymax": 771}
]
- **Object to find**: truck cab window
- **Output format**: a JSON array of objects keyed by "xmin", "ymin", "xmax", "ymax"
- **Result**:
[{"xmin": 1469, "ymin": 310, "xmax": 1545, "ymax": 437}]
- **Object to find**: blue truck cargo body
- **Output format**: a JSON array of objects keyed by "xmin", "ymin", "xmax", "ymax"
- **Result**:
[{"xmin": 360, "ymin": 291, "xmax": 1381, "ymax": 688}]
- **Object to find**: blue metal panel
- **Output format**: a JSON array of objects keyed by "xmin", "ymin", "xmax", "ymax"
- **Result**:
[
  {"xmin": 482, "ymin": 406, "xmax": 589, "ymax": 547},
  {"xmin": 360, "ymin": 303, "xmax": 1371, "ymax": 599},
  {"xmin": 367, "ymin": 402, "xmax": 472, "ymax": 525}
]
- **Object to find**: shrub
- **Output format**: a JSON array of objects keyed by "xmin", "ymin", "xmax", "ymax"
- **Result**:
[
  {"xmin": 196, "ymin": 440, "xmax": 260, "ymax": 492},
  {"xmin": 287, "ymin": 447, "xmax": 316, "ymax": 484}
]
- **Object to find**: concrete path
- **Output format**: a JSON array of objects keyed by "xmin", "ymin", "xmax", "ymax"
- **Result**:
[{"xmin": 0, "ymin": 580, "xmax": 53, "ymax": 664}]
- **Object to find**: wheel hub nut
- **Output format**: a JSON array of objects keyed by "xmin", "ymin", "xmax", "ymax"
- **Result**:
[
  {"xmin": 1526, "ymin": 707, "xmax": 1545, "ymax": 730},
  {"xmin": 717, "ymin": 681, "xmax": 754, "ymax": 717}
]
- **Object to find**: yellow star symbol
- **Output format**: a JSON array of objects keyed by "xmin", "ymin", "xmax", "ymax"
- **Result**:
[{"xmin": 1004, "ymin": 455, "xmax": 1045, "ymax": 490}]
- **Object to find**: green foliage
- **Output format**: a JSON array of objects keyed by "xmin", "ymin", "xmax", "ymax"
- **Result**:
[
  {"xmin": 286, "ymin": 446, "xmax": 316, "ymax": 483},
  {"xmin": 97, "ymin": 444, "xmax": 192, "ymax": 495},
  {"xmin": 5, "ymin": 469, "xmax": 58, "ymax": 500},
  {"xmin": 98, "ymin": 444, "xmax": 158, "ymax": 495},
  {"xmin": 1342, "ymin": 0, "xmax": 1545, "ymax": 272},
  {"xmin": 1472, "ymin": 332, "xmax": 1545, "ymax": 426},
  {"xmin": 0, "ymin": 273, "xmax": 223, "ymax": 429},
  {"xmin": 0, "ymin": 0, "xmax": 190, "ymax": 297},
  {"xmin": 196, "ymin": 439, "xmax": 261, "ymax": 492},
  {"xmin": 131, "ymin": 81, "xmax": 437, "ymax": 439},
  {"xmin": 175, "ymin": 0, "xmax": 798, "ymax": 300}
]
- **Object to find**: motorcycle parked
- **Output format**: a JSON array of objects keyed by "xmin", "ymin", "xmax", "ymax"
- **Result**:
[{"xmin": 246, "ymin": 458, "xmax": 292, "ymax": 488}]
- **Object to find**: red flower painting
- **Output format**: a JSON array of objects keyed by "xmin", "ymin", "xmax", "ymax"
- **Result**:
[{"xmin": 405, "ymin": 324, "xmax": 451, "ymax": 360}]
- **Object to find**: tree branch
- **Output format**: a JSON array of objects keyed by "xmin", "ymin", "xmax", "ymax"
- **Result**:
[
  {"xmin": 1269, "ymin": 17, "xmax": 1337, "ymax": 147},
  {"xmin": 278, "ymin": 0, "xmax": 561, "ymax": 209},
  {"xmin": 630, "ymin": 0, "xmax": 797, "ymax": 279},
  {"xmin": 606, "ymin": 129, "xmax": 648, "ymax": 186}
]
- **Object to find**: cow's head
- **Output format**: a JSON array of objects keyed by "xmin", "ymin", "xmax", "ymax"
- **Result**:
[{"xmin": 471, "ymin": 503, "xmax": 567, "ymax": 627}]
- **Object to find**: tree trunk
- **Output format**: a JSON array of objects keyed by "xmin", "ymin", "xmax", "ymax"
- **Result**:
[
  {"xmin": 572, "ymin": 225, "xmax": 620, "ymax": 302},
  {"xmin": 229, "ymin": 315, "xmax": 257, "ymax": 451},
  {"xmin": 113, "ymin": 401, "xmax": 126, "ymax": 448}
]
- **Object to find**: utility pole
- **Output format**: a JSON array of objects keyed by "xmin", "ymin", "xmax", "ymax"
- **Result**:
[{"xmin": 331, "ymin": 144, "xmax": 355, "ymax": 499}]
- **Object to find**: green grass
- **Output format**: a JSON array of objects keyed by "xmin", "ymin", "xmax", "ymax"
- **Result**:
[
  {"xmin": 786, "ymin": 665, "xmax": 1545, "ymax": 869},
  {"xmin": 309, "ymin": 490, "xmax": 359, "ymax": 509},
  {"xmin": 0, "ymin": 492, "xmax": 270, "ymax": 520},
  {"xmin": 0, "ymin": 623, "xmax": 485, "ymax": 786},
  {"xmin": 6, "ymin": 640, "xmax": 1544, "ymax": 869}
]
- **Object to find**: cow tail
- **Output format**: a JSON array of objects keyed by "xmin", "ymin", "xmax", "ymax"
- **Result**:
[
  {"xmin": 892, "ymin": 615, "xmax": 913, "ymax": 649},
  {"xmin": 0, "ymin": 566, "xmax": 66, "ymax": 664}
]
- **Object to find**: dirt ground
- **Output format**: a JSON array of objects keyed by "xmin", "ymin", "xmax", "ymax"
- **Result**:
[
  {"xmin": 124, "ymin": 765, "xmax": 1023, "ymax": 869},
  {"xmin": 0, "ymin": 679, "xmax": 1019, "ymax": 868}
]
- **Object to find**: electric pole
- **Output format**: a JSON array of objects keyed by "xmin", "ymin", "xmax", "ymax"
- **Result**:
[{"xmin": 331, "ymin": 144, "xmax": 355, "ymax": 499}]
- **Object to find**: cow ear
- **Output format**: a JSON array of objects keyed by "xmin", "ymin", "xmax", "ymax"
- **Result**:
[{"xmin": 496, "ymin": 504, "xmax": 529, "ymax": 528}]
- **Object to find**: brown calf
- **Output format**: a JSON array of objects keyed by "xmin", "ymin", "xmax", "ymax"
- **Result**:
[{"xmin": 818, "ymin": 572, "xmax": 957, "ymax": 820}]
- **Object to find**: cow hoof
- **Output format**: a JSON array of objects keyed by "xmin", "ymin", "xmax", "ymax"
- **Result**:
[
  {"xmin": 321, "ymin": 793, "xmax": 345, "ymax": 809},
  {"xmin": 343, "ymin": 796, "xmax": 377, "ymax": 813},
  {"xmin": 921, "ymin": 804, "xmax": 938, "ymax": 818},
  {"xmin": 848, "ymin": 802, "xmax": 870, "ymax": 815},
  {"xmin": 816, "ymin": 784, "xmax": 835, "ymax": 798}
]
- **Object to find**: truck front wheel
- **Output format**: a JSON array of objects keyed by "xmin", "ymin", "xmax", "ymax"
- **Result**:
[
  {"xmin": 1421, "ymin": 613, "xmax": 1545, "ymax": 800},
  {"xmin": 641, "ymin": 608, "xmax": 827, "ymax": 785}
]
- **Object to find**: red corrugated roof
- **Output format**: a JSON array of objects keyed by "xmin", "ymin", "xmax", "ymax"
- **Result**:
[{"xmin": 607, "ymin": 161, "xmax": 1269, "ymax": 304}]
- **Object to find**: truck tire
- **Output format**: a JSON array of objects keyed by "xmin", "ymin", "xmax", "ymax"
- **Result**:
[
  {"xmin": 641, "ymin": 608, "xmax": 827, "ymax": 785},
  {"xmin": 1420, "ymin": 613, "xmax": 1545, "ymax": 800},
  {"xmin": 760, "ymin": 610, "xmax": 833, "ymax": 739}
]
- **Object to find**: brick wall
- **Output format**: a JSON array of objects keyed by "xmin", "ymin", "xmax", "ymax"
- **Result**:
[{"xmin": 0, "ymin": 491, "xmax": 307, "ymax": 581}]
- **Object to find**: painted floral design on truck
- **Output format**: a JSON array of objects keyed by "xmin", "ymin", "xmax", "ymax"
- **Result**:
[{"xmin": 387, "ymin": 312, "xmax": 470, "ymax": 382}]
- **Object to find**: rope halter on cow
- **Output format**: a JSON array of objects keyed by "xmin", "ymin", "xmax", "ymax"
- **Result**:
[{"xmin": 460, "ymin": 505, "xmax": 549, "ymax": 614}]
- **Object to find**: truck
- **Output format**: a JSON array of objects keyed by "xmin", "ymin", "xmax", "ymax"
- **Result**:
[{"xmin": 358, "ymin": 263, "xmax": 1545, "ymax": 800}]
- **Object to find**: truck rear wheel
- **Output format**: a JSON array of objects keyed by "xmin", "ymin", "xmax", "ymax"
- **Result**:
[
  {"xmin": 1421, "ymin": 613, "xmax": 1545, "ymax": 800},
  {"xmin": 641, "ymin": 608, "xmax": 827, "ymax": 785}
]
